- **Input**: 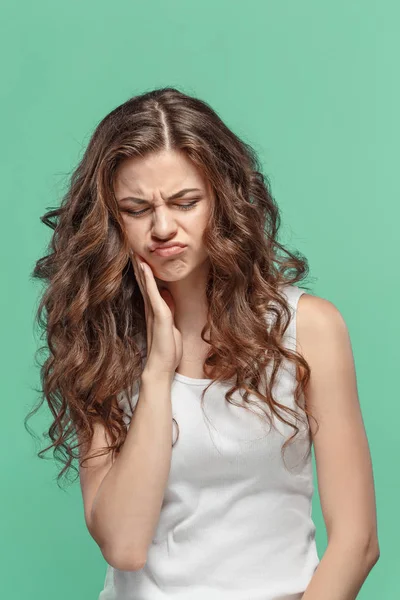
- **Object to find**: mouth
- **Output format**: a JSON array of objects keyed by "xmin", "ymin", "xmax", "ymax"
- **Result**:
[{"xmin": 152, "ymin": 245, "xmax": 187, "ymax": 257}]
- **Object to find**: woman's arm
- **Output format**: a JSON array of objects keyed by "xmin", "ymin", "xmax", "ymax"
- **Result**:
[
  {"xmin": 86, "ymin": 371, "xmax": 173, "ymax": 571},
  {"xmin": 296, "ymin": 294, "xmax": 380, "ymax": 600}
]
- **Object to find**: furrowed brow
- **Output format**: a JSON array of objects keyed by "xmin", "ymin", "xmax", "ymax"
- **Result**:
[{"xmin": 118, "ymin": 188, "xmax": 202, "ymax": 205}]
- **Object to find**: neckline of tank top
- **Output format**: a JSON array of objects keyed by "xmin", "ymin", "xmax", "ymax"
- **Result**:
[
  {"xmin": 173, "ymin": 371, "xmax": 214, "ymax": 386},
  {"xmin": 173, "ymin": 371, "xmax": 240, "ymax": 386}
]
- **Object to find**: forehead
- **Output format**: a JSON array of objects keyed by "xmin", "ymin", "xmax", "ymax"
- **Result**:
[{"xmin": 114, "ymin": 149, "xmax": 206, "ymax": 197}]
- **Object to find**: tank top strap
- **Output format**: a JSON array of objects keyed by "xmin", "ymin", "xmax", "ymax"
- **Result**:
[{"xmin": 280, "ymin": 283, "xmax": 306, "ymax": 352}]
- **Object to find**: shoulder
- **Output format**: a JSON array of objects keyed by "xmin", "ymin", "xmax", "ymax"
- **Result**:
[
  {"xmin": 295, "ymin": 291, "xmax": 354, "ymax": 397},
  {"xmin": 296, "ymin": 291, "xmax": 349, "ymax": 354},
  {"xmin": 295, "ymin": 292, "xmax": 356, "ymax": 427}
]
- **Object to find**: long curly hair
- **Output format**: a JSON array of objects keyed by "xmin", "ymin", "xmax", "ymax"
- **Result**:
[{"xmin": 26, "ymin": 86, "xmax": 318, "ymax": 489}]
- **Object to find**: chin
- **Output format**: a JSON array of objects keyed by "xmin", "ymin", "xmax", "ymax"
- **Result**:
[{"xmin": 155, "ymin": 267, "xmax": 191, "ymax": 284}]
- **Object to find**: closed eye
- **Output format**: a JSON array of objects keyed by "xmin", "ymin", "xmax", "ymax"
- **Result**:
[{"xmin": 123, "ymin": 200, "xmax": 200, "ymax": 217}]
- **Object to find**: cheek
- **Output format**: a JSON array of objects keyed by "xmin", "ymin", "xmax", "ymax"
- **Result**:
[
  {"xmin": 123, "ymin": 220, "xmax": 144, "ymax": 240},
  {"xmin": 125, "ymin": 233, "xmax": 144, "ymax": 255},
  {"xmin": 188, "ymin": 209, "xmax": 209, "ymax": 231}
]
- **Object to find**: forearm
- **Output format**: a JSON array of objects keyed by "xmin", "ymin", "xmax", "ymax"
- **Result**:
[
  {"xmin": 90, "ymin": 371, "xmax": 173, "ymax": 570},
  {"xmin": 302, "ymin": 538, "xmax": 379, "ymax": 600}
]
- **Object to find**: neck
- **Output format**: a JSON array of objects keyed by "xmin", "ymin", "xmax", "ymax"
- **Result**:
[{"xmin": 155, "ymin": 260, "xmax": 210, "ymax": 339}]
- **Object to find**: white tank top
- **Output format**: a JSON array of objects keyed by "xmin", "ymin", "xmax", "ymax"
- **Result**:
[{"xmin": 98, "ymin": 284, "xmax": 320, "ymax": 600}]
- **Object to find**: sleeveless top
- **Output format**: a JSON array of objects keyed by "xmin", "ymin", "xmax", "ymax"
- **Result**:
[{"xmin": 98, "ymin": 284, "xmax": 320, "ymax": 600}]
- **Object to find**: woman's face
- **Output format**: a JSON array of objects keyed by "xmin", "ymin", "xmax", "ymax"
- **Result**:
[{"xmin": 114, "ymin": 149, "xmax": 213, "ymax": 283}]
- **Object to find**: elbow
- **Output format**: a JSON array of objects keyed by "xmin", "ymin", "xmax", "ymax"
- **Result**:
[
  {"xmin": 328, "ymin": 529, "xmax": 380, "ymax": 567},
  {"xmin": 361, "ymin": 530, "xmax": 380, "ymax": 567},
  {"xmin": 102, "ymin": 544, "xmax": 147, "ymax": 572},
  {"xmin": 88, "ymin": 518, "xmax": 148, "ymax": 571},
  {"xmin": 366, "ymin": 538, "xmax": 381, "ymax": 567}
]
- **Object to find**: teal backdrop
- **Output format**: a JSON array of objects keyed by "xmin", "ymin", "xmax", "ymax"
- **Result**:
[{"xmin": 2, "ymin": 1, "xmax": 397, "ymax": 598}]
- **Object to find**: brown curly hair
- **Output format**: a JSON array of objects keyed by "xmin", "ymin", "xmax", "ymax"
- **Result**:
[{"xmin": 25, "ymin": 86, "xmax": 318, "ymax": 489}]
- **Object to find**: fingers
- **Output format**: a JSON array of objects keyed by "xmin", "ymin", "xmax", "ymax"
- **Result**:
[
  {"xmin": 140, "ymin": 261, "xmax": 172, "ymax": 320},
  {"xmin": 130, "ymin": 251, "xmax": 153, "ymax": 353},
  {"xmin": 130, "ymin": 251, "xmax": 152, "ymax": 321},
  {"xmin": 129, "ymin": 250, "xmax": 171, "ymax": 320}
]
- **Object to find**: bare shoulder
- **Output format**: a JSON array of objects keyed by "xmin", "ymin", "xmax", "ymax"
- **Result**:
[
  {"xmin": 296, "ymin": 292, "xmax": 348, "ymax": 341},
  {"xmin": 295, "ymin": 291, "xmax": 354, "ymax": 415},
  {"xmin": 296, "ymin": 292, "xmax": 351, "ymax": 379}
]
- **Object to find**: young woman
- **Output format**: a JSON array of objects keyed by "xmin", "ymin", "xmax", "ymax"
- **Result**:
[{"xmin": 30, "ymin": 87, "xmax": 379, "ymax": 599}]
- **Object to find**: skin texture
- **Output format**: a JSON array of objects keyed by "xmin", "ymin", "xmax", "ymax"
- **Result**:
[{"xmin": 114, "ymin": 149, "xmax": 215, "ymax": 376}]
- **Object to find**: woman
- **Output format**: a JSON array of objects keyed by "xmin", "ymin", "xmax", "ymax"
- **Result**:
[{"xmin": 29, "ymin": 87, "xmax": 379, "ymax": 599}]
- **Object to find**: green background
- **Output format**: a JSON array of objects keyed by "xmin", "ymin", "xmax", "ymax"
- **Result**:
[{"xmin": 2, "ymin": 1, "xmax": 397, "ymax": 598}]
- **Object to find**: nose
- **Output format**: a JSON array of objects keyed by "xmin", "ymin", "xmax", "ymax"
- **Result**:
[{"xmin": 150, "ymin": 203, "xmax": 178, "ymax": 238}]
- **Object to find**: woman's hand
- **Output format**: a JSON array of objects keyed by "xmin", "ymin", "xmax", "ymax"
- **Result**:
[{"xmin": 130, "ymin": 250, "xmax": 183, "ymax": 379}]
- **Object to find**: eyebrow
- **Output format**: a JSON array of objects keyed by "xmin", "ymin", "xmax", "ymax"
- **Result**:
[{"xmin": 117, "ymin": 188, "xmax": 202, "ymax": 205}]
